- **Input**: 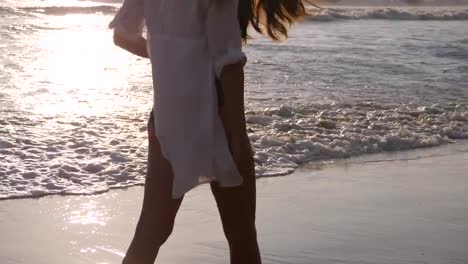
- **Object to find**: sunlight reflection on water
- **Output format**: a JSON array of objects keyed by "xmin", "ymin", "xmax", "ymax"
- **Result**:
[
  {"xmin": 23, "ymin": 15, "xmax": 149, "ymax": 116},
  {"xmin": 66, "ymin": 199, "xmax": 109, "ymax": 225}
]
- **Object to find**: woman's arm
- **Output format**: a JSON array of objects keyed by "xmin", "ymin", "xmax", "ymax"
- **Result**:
[
  {"xmin": 108, "ymin": 0, "xmax": 146, "ymax": 58},
  {"xmin": 219, "ymin": 62, "xmax": 254, "ymax": 167},
  {"xmin": 205, "ymin": 0, "xmax": 253, "ymax": 168},
  {"xmin": 113, "ymin": 32, "xmax": 148, "ymax": 58},
  {"xmin": 219, "ymin": 62, "xmax": 246, "ymax": 136}
]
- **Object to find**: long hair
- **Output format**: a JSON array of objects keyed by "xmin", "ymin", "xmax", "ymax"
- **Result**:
[{"xmin": 238, "ymin": 0, "xmax": 314, "ymax": 41}]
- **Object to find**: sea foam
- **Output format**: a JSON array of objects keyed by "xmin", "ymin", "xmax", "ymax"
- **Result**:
[
  {"xmin": 307, "ymin": 7, "xmax": 468, "ymax": 21},
  {"xmin": 248, "ymin": 102, "xmax": 468, "ymax": 176},
  {"xmin": 1, "ymin": 102, "xmax": 466, "ymax": 200}
]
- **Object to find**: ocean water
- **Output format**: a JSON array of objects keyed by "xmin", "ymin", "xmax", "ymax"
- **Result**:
[{"xmin": 0, "ymin": 1, "xmax": 467, "ymax": 199}]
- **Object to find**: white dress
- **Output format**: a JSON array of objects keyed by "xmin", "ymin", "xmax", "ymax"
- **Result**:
[{"xmin": 109, "ymin": 0, "xmax": 246, "ymax": 198}]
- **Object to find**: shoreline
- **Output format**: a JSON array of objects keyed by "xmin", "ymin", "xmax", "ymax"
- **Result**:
[
  {"xmin": 1, "ymin": 141, "xmax": 467, "ymax": 264},
  {"xmin": 2, "ymin": 139, "xmax": 467, "ymax": 201}
]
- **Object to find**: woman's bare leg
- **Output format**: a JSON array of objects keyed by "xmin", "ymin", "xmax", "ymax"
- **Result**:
[
  {"xmin": 210, "ymin": 142, "xmax": 262, "ymax": 264},
  {"xmin": 122, "ymin": 112, "xmax": 183, "ymax": 264},
  {"xmin": 212, "ymin": 72, "xmax": 262, "ymax": 264}
]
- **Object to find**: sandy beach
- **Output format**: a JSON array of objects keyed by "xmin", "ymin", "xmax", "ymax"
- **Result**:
[
  {"xmin": 1, "ymin": 1, "xmax": 467, "ymax": 263},
  {"xmin": 1, "ymin": 141, "xmax": 467, "ymax": 264}
]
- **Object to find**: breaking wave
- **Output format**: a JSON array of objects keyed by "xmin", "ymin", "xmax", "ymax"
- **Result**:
[{"xmin": 307, "ymin": 8, "xmax": 468, "ymax": 21}]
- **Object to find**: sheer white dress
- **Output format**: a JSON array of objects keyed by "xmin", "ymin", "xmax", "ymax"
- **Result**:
[{"xmin": 109, "ymin": 0, "xmax": 246, "ymax": 198}]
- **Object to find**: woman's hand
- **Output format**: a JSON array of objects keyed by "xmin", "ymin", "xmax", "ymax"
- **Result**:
[
  {"xmin": 225, "ymin": 127, "xmax": 255, "ymax": 175},
  {"xmin": 113, "ymin": 31, "xmax": 149, "ymax": 58},
  {"xmin": 219, "ymin": 62, "xmax": 255, "ymax": 174}
]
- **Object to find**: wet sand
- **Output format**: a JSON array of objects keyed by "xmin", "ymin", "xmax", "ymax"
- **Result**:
[{"xmin": 1, "ymin": 141, "xmax": 468, "ymax": 264}]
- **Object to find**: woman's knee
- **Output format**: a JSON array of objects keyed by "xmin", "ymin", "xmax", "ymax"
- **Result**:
[
  {"xmin": 135, "ymin": 219, "xmax": 175, "ymax": 247},
  {"xmin": 152, "ymin": 224, "xmax": 174, "ymax": 246},
  {"xmin": 223, "ymin": 221, "xmax": 258, "ymax": 246}
]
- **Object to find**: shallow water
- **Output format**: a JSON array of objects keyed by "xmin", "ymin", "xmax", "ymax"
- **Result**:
[{"xmin": 0, "ymin": 1, "xmax": 467, "ymax": 199}]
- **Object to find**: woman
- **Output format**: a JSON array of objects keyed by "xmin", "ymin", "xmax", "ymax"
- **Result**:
[{"xmin": 109, "ymin": 0, "xmax": 306, "ymax": 263}]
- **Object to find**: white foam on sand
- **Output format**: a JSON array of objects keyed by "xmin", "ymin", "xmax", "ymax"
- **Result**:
[
  {"xmin": 0, "ymin": 141, "xmax": 467, "ymax": 264},
  {"xmin": 1, "ymin": 102, "xmax": 467, "ymax": 200},
  {"xmin": 0, "ymin": 114, "xmax": 149, "ymax": 200},
  {"xmin": 249, "ymin": 102, "xmax": 468, "ymax": 176}
]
